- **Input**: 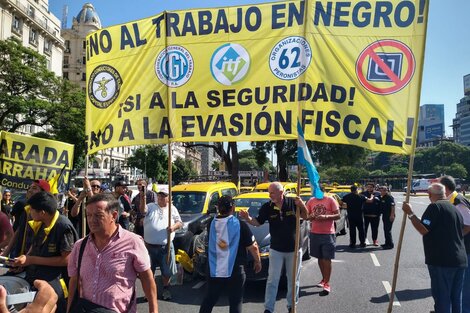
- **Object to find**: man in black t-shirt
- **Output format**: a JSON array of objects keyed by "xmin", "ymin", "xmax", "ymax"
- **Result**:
[
  {"xmin": 239, "ymin": 182, "xmax": 308, "ymax": 313},
  {"xmin": 199, "ymin": 195, "xmax": 261, "ymax": 313},
  {"xmin": 403, "ymin": 183, "xmax": 467, "ymax": 313},
  {"xmin": 378, "ymin": 186, "xmax": 395, "ymax": 249},
  {"xmin": 342, "ymin": 185, "xmax": 367, "ymax": 248},
  {"xmin": 361, "ymin": 183, "xmax": 381, "ymax": 246}
]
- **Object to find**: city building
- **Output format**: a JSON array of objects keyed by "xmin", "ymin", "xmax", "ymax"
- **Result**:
[
  {"xmin": 451, "ymin": 74, "xmax": 470, "ymax": 146},
  {"xmin": 0, "ymin": 0, "xmax": 64, "ymax": 135},
  {"xmin": 417, "ymin": 103, "xmax": 445, "ymax": 147},
  {"xmin": 0, "ymin": 0, "xmax": 64, "ymax": 75},
  {"xmin": 61, "ymin": 3, "xmax": 100, "ymax": 91}
]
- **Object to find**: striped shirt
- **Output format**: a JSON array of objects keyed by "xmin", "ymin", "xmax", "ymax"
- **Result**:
[{"xmin": 68, "ymin": 226, "xmax": 150, "ymax": 313}]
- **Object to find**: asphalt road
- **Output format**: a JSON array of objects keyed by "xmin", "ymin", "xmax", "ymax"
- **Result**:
[{"xmin": 133, "ymin": 192, "xmax": 436, "ymax": 313}]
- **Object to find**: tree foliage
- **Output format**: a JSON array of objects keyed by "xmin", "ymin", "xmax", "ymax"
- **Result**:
[
  {"xmin": 172, "ymin": 157, "xmax": 197, "ymax": 184},
  {"xmin": 0, "ymin": 37, "xmax": 87, "ymax": 171},
  {"xmin": 126, "ymin": 145, "xmax": 168, "ymax": 183}
]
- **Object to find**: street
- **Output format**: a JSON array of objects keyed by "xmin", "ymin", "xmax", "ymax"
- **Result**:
[{"xmin": 135, "ymin": 192, "xmax": 435, "ymax": 313}]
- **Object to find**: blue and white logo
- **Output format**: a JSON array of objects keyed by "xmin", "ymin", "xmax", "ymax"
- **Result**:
[
  {"xmin": 269, "ymin": 36, "xmax": 312, "ymax": 80},
  {"xmin": 210, "ymin": 43, "xmax": 250, "ymax": 86},
  {"xmin": 155, "ymin": 46, "xmax": 194, "ymax": 87},
  {"xmin": 367, "ymin": 53, "xmax": 403, "ymax": 82}
]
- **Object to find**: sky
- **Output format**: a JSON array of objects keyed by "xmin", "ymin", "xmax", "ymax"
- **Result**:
[{"xmin": 49, "ymin": 0, "xmax": 470, "ymax": 141}]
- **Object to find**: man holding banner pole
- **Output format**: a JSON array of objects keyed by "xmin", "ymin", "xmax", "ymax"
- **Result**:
[{"xmin": 240, "ymin": 182, "xmax": 307, "ymax": 313}]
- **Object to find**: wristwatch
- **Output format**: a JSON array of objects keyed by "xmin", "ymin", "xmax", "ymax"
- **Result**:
[
  {"xmin": 85, "ymin": 187, "xmax": 91, "ymax": 192},
  {"xmin": 407, "ymin": 213, "xmax": 415, "ymax": 220}
]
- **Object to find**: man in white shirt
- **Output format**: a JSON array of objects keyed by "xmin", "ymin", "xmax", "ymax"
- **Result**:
[{"xmin": 140, "ymin": 185, "xmax": 182, "ymax": 301}]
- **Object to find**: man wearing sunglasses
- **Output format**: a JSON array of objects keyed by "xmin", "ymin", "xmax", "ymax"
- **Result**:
[{"xmin": 70, "ymin": 177, "xmax": 101, "ymax": 237}]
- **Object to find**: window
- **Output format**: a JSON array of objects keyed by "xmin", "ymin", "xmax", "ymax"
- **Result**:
[
  {"xmin": 81, "ymin": 73, "xmax": 86, "ymax": 81},
  {"xmin": 12, "ymin": 16, "xmax": 23, "ymax": 35},
  {"xmin": 82, "ymin": 41, "xmax": 86, "ymax": 49},
  {"xmin": 63, "ymin": 72, "xmax": 69, "ymax": 80},
  {"xmin": 82, "ymin": 56, "xmax": 86, "ymax": 64},
  {"xmin": 65, "ymin": 40, "xmax": 70, "ymax": 53},
  {"xmin": 28, "ymin": 5, "xmax": 35, "ymax": 18},
  {"xmin": 29, "ymin": 29, "xmax": 38, "ymax": 46},
  {"xmin": 63, "ymin": 56, "xmax": 69, "ymax": 68},
  {"xmin": 44, "ymin": 39, "xmax": 52, "ymax": 55}
]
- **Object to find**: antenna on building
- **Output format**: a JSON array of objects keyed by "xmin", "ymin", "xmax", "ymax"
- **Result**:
[{"xmin": 61, "ymin": 5, "xmax": 68, "ymax": 29}]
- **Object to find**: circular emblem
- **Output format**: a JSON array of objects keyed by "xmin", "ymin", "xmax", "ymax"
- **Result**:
[
  {"xmin": 155, "ymin": 46, "xmax": 194, "ymax": 87},
  {"xmin": 356, "ymin": 39, "xmax": 415, "ymax": 95},
  {"xmin": 88, "ymin": 65, "xmax": 122, "ymax": 109},
  {"xmin": 269, "ymin": 36, "xmax": 312, "ymax": 80},
  {"xmin": 210, "ymin": 43, "xmax": 250, "ymax": 86}
]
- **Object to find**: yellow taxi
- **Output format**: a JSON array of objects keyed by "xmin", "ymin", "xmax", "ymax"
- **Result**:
[{"xmin": 253, "ymin": 182, "xmax": 297, "ymax": 194}]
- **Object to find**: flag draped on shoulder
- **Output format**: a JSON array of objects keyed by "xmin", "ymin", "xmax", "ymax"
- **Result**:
[
  {"xmin": 208, "ymin": 215, "xmax": 240, "ymax": 278},
  {"xmin": 297, "ymin": 121, "xmax": 323, "ymax": 199}
]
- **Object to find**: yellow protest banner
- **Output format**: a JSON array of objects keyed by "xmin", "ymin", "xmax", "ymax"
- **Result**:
[
  {"xmin": 0, "ymin": 131, "xmax": 74, "ymax": 191},
  {"xmin": 86, "ymin": 0, "xmax": 427, "ymax": 155}
]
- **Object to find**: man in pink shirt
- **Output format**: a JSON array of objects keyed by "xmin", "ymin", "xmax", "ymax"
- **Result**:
[
  {"xmin": 67, "ymin": 193, "xmax": 158, "ymax": 313},
  {"xmin": 306, "ymin": 195, "xmax": 340, "ymax": 296}
]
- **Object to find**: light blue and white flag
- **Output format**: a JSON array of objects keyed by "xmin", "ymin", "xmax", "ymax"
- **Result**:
[
  {"xmin": 208, "ymin": 215, "xmax": 240, "ymax": 278},
  {"xmin": 297, "ymin": 121, "xmax": 323, "ymax": 199}
]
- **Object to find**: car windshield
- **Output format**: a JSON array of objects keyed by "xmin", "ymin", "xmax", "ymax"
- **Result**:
[
  {"xmin": 235, "ymin": 198, "xmax": 270, "ymax": 216},
  {"xmin": 172, "ymin": 191, "xmax": 206, "ymax": 214}
]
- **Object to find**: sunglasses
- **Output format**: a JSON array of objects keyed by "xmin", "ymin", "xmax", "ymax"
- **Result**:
[{"xmin": 91, "ymin": 185, "xmax": 101, "ymax": 189}]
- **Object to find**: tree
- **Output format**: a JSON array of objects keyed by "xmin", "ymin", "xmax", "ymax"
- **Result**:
[
  {"xmin": 126, "ymin": 145, "xmax": 168, "ymax": 182},
  {"xmin": 172, "ymin": 157, "xmax": 197, "ymax": 184}
]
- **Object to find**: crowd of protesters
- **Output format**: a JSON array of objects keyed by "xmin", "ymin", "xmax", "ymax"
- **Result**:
[{"xmin": 0, "ymin": 176, "xmax": 468, "ymax": 313}]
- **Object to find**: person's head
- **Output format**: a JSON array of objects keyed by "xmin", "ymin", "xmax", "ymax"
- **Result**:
[
  {"xmin": 439, "ymin": 175, "xmax": 456, "ymax": 196},
  {"xmin": 350, "ymin": 185, "xmax": 358, "ymax": 193},
  {"xmin": 114, "ymin": 180, "xmax": 128, "ymax": 195},
  {"xmin": 366, "ymin": 183, "xmax": 374, "ymax": 192},
  {"xmin": 157, "ymin": 186, "xmax": 169, "ymax": 207},
  {"xmin": 90, "ymin": 180, "xmax": 101, "ymax": 194},
  {"xmin": 217, "ymin": 195, "xmax": 235, "ymax": 216},
  {"xmin": 27, "ymin": 179, "xmax": 50, "ymax": 199},
  {"xmin": 27, "ymin": 191, "xmax": 57, "ymax": 221},
  {"xmin": 427, "ymin": 183, "xmax": 446, "ymax": 203},
  {"xmin": 268, "ymin": 182, "xmax": 284, "ymax": 204},
  {"xmin": 86, "ymin": 193, "xmax": 119, "ymax": 235},
  {"xmin": 136, "ymin": 179, "xmax": 147, "ymax": 190},
  {"xmin": 2, "ymin": 190, "xmax": 11, "ymax": 201},
  {"xmin": 379, "ymin": 185, "xmax": 388, "ymax": 196}
]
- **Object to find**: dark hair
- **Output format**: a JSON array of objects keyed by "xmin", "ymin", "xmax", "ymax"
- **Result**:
[
  {"xmin": 439, "ymin": 175, "xmax": 456, "ymax": 192},
  {"xmin": 217, "ymin": 195, "xmax": 234, "ymax": 215},
  {"xmin": 86, "ymin": 193, "xmax": 119, "ymax": 213},
  {"xmin": 350, "ymin": 185, "xmax": 357, "ymax": 192},
  {"xmin": 27, "ymin": 191, "xmax": 57, "ymax": 215}
]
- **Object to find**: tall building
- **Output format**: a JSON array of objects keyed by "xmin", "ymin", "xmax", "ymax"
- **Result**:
[
  {"xmin": 451, "ymin": 74, "xmax": 470, "ymax": 146},
  {"xmin": 0, "ymin": 0, "xmax": 64, "ymax": 75},
  {"xmin": 417, "ymin": 104, "xmax": 445, "ymax": 146},
  {"xmin": 61, "ymin": 3, "xmax": 100, "ymax": 91}
]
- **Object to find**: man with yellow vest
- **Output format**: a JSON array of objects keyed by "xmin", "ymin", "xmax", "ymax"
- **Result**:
[{"xmin": 11, "ymin": 191, "xmax": 78, "ymax": 312}]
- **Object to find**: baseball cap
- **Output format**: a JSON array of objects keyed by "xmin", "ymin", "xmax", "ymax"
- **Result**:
[
  {"xmin": 34, "ymin": 179, "xmax": 50, "ymax": 192},
  {"xmin": 114, "ymin": 180, "xmax": 128, "ymax": 188},
  {"xmin": 157, "ymin": 185, "xmax": 169, "ymax": 195}
]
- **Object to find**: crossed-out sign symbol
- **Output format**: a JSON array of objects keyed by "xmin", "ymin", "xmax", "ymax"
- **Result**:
[{"xmin": 356, "ymin": 39, "xmax": 415, "ymax": 95}]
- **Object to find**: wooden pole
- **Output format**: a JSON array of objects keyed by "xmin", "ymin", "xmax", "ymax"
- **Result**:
[
  {"xmin": 166, "ymin": 143, "xmax": 172, "ymax": 264},
  {"xmin": 290, "ymin": 166, "xmax": 302, "ymax": 313},
  {"xmin": 82, "ymin": 156, "xmax": 89, "ymax": 238}
]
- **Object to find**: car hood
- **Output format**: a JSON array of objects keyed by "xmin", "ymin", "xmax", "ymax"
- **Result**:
[{"xmin": 247, "ymin": 222, "xmax": 270, "ymax": 247}]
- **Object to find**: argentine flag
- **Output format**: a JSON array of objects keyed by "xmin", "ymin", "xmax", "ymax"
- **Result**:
[
  {"xmin": 208, "ymin": 215, "xmax": 240, "ymax": 278},
  {"xmin": 297, "ymin": 121, "xmax": 324, "ymax": 199}
]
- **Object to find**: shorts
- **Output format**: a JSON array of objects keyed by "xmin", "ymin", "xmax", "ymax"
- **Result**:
[
  {"xmin": 309, "ymin": 233, "xmax": 336, "ymax": 259},
  {"xmin": 146, "ymin": 242, "xmax": 177, "ymax": 278}
]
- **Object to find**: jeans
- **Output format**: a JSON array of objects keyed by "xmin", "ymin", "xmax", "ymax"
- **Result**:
[
  {"xmin": 199, "ymin": 267, "xmax": 246, "ymax": 313},
  {"xmin": 427, "ymin": 265, "xmax": 465, "ymax": 313},
  {"xmin": 463, "ymin": 254, "xmax": 470, "ymax": 313},
  {"xmin": 264, "ymin": 249, "xmax": 302, "ymax": 312}
]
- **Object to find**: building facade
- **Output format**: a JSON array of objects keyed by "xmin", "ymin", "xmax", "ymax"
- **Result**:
[
  {"xmin": 417, "ymin": 103, "xmax": 445, "ymax": 147},
  {"xmin": 452, "ymin": 74, "xmax": 470, "ymax": 146}
]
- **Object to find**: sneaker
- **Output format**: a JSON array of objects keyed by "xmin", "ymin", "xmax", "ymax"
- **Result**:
[
  {"xmin": 320, "ymin": 282, "xmax": 330, "ymax": 296},
  {"xmin": 348, "ymin": 244, "xmax": 356, "ymax": 248},
  {"xmin": 316, "ymin": 280, "xmax": 325, "ymax": 288},
  {"xmin": 264, "ymin": 310, "xmax": 272, "ymax": 313},
  {"xmin": 162, "ymin": 287, "xmax": 172, "ymax": 300},
  {"xmin": 359, "ymin": 243, "xmax": 366, "ymax": 248},
  {"xmin": 373, "ymin": 240, "xmax": 379, "ymax": 246}
]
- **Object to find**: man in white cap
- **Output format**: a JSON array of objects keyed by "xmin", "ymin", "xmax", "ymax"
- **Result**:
[{"xmin": 139, "ymin": 185, "xmax": 182, "ymax": 301}]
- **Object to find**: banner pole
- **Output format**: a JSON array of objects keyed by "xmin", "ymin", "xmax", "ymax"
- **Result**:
[
  {"xmin": 82, "ymin": 156, "xmax": 89, "ymax": 238},
  {"xmin": 167, "ymin": 143, "xmax": 172, "ymax": 264},
  {"xmin": 387, "ymin": 2, "xmax": 430, "ymax": 311},
  {"xmin": 291, "ymin": 166, "xmax": 302, "ymax": 313}
]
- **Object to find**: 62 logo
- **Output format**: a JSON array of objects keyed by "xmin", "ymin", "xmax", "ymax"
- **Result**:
[{"xmin": 269, "ymin": 36, "xmax": 312, "ymax": 80}]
